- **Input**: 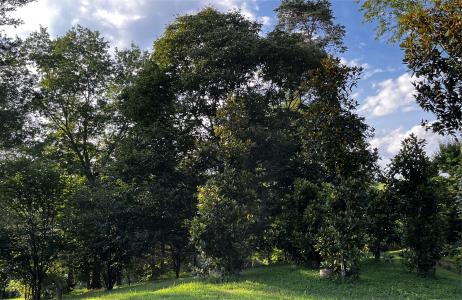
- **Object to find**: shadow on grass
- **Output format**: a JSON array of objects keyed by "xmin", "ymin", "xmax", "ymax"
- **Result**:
[{"xmin": 67, "ymin": 277, "xmax": 194, "ymax": 300}]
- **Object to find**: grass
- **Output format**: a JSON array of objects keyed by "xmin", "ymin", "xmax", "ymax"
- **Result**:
[{"xmin": 64, "ymin": 259, "xmax": 462, "ymax": 300}]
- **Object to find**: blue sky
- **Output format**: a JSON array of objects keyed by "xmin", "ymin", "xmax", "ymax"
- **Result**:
[{"xmin": 4, "ymin": 0, "xmax": 450, "ymax": 167}]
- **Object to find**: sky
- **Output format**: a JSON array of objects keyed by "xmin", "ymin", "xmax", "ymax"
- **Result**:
[{"xmin": 3, "ymin": 0, "xmax": 453, "ymax": 168}]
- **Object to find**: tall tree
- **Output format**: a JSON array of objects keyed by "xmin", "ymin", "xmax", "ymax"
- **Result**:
[
  {"xmin": 113, "ymin": 60, "xmax": 198, "ymax": 280},
  {"xmin": 24, "ymin": 26, "xmax": 147, "ymax": 290},
  {"xmin": 388, "ymin": 134, "xmax": 444, "ymax": 275},
  {"xmin": 299, "ymin": 58, "xmax": 378, "ymax": 278}
]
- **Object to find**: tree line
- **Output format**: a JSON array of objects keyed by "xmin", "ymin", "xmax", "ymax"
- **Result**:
[{"xmin": 0, "ymin": 1, "xmax": 461, "ymax": 299}]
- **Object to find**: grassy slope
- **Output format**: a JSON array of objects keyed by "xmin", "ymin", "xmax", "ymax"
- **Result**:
[{"xmin": 66, "ymin": 260, "xmax": 462, "ymax": 300}]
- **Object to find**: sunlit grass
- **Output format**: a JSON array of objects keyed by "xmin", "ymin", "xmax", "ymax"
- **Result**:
[{"xmin": 66, "ymin": 260, "xmax": 461, "ymax": 300}]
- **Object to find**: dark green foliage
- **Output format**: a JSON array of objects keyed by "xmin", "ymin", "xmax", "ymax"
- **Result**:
[
  {"xmin": 0, "ymin": 35, "xmax": 35, "ymax": 148},
  {"xmin": 0, "ymin": 3, "xmax": 37, "ymax": 149},
  {"xmin": 365, "ymin": 185, "xmax": 399, "ymax": 261},
  {"xmin": 23, "ymin": 26, "xmax": 149, "ymax": 291},
  {"xmin": 190, "ymin": 92, "xmax": 268, "ymax": 276},
  {"xmin": 153, "ymin": 8, "xmax": 262, "ymax": 135},
  {"xmin": 296, "ymin": 58, "xmax": 378, "ymax": 278},
  {"xmin": 299, "ymin": 58, "xmax": 378, "ymax": 184},
  {"xmin": 388, "ymin": 134, "xmax": 444, "ymax": 275},
  {"xmin": 191, "ymin": 170, "xmax": 261, "ymax": 276},
  {"xmin": 114, "ymin": 59, "xmax": 197, "ymax": 280},
  {"xmin": 315, "ymin": 181, "xmax": 369, "ymax": 279},
  {"xmin": 433, "ymin": 142, "xmax": 462, "ymax": 246},
  {"xmin": 434, "ymin": 142, "xmax": 462, "ymax": 176},
  {"xmin": 277, "ymin": 179, "xmax": 322, "ymax": 265},
  {"xmin": 0, "ymin": 158, "xmax": 67, "ymax": 300},
  {"xmin": 261, "ymin": 30, "xmax": 325, "ymax": 92},
  {"xmin": 64, "ymin": 180, "xmax": 137, "ymax": 290},
  {"xmin": 3, "ymin": 2, "xmax": 459, "ymax": 295}
]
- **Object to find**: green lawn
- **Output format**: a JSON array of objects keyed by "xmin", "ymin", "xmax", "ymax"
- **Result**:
[{"xmin": 66, "ymin": 260, "xmax": 461, "ymax": 300}]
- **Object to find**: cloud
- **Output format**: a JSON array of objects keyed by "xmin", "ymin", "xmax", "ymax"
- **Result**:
[
  {"xmin": 360, "ymin": 73, "xmax": 418, "ymax": 117},
  {"xmin": 3, "ymin": 0, "xmax": 264, "ymax": 48},
  {"xmin": 2, "ymin": 0, "xmax": 59, "ymax": 36},
  {"xmin": 340, "ymin": 57, "xmax": 384, "ymax": 79},
  {"xmin": 371, "ymin": 124, "xmax": 450, "ymax": 168}
]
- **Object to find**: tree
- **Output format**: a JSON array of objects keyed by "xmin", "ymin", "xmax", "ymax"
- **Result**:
[
  {"xmin": 0, "ymin": 0, "xmax": 37, "ymax": 148},
  {"xmin": 64, "ymin": 181, "xmax": 136, "ymax": 291},
  {"xmin": 315, "ymin": 181, "xmax": 369, "ymax": 279},
  {"xmin": 153, "ymin": 7, "xmax": 264, "ymax": 159},
  {"xmin": 0, "ymin": 35, "xmax": 35, "ymax": 148},
  {"xmin": 365, "ymin": 184, "xmax": 399, "ymax": 261},
  {"xmin": 299, "ymin": 58, "xmax": 378, "ymax": 278},
  {"xmin": 276, "ymin": 179, "xmax": 323, "ymax": 265},
  {"xmin": 359, "ymin": 0, "xmax": 462, "ymax": 135},
  {"xmin": 25, "ymin": 26, "xmax": 114, "ymax": 181},
  {"xmin": 299, "ymin": 58, "xmax": 378, "ymax": 184},
  {"xmin": 0, "ymin": 158, "xmax": 67, "ymax": 300},
  {"xmin": 433, "ymin": 142, "xmax": 462, "ymax": 246},
  {"xmin": 24, "ymin": 26, "xmax": 146, "ymax": 289},
  {"xmin": 191, "ymin": 170, "xmax": 262, "ymax": 277},
  {"xmin": 275, "ymin": 0, "xmax": 346, "ymax": 52},
  {"xmin": 190, "ymin": 92, "xmax": 268, "ymax": 276},
  {"xmin": 113, "ymin": 60, "xmax": 198, "ymax": 280},
  {"xmin": 388, "ymin": 134, "xmax": 444, "ymax": 275}
]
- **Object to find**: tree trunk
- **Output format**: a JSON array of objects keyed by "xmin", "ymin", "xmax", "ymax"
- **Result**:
[
  {"xmin": 373, "ymin": 240, "xmax": 381, "ymax": 261},
  {"xmin": 31, "ymin": 284, "xmax": 41, "ymax": 300},
  {"xmin": 172, "ymin": 250, "xmax": 181, "ymax": 279},
  {"xmin": 340, "ymin": 255, "xmax": 346, "ymax": 278},
  {"xmin": 66, "ymin": 266, "xmax": 75, "ymax": 292},
  {"xmin": 374, "ymin": 248, "xmax": 381, "ymax": 261},
  {"xmin": 115, "ymin": 267, "xmax": 122, "ymax": 286},
  {"xmin": 55, "ymin": 280, "xmax": 63, "ymax": 300},
  {"xmin": 104, "ymin": 262, "xmax": 114, "ymax": 291},
  {"xmin": 160, "ymin": 243, "xmax": 165, "ymax": 274},
  {"xmin": 82, "ymin": 264, "xmax": 91, "ymax": 289},
  {"xmin": 90, "ymin": 263, "xmax": 102, "ymax": 289},
  {"xmin": 31, "ymin": 268, "xmax": 43, "ymax": 300},
  {"xmin": 150, "ymin": 257, "xmax": 159, "ymax": 280}
]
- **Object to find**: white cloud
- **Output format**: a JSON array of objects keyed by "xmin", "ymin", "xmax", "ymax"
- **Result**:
[
  {"xmin": 340, "ymin": 57, "xmax": 384, "ymax": 79},
  {"xmin": 340, "ymin": 57, "xmax": 369, "ymax": 69},
  {"xmin": 371, "ymin": 124, "xmax": 450, "ymax": 168},
  {"xmin": 2, "ymin": 0, "xmax": 59, "ymax": 36},
  {"xmin": 2, "ymin": 0, "xmax": 262, "ymax": 48},
  {"xmin": 360, "ymin": 73, "xmax": 417, "ymax": 117}
]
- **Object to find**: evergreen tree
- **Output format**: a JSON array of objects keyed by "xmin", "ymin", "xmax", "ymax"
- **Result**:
[{"xmin": 388, "ymin": 134, "xmax": 444, "ymax": 275}]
